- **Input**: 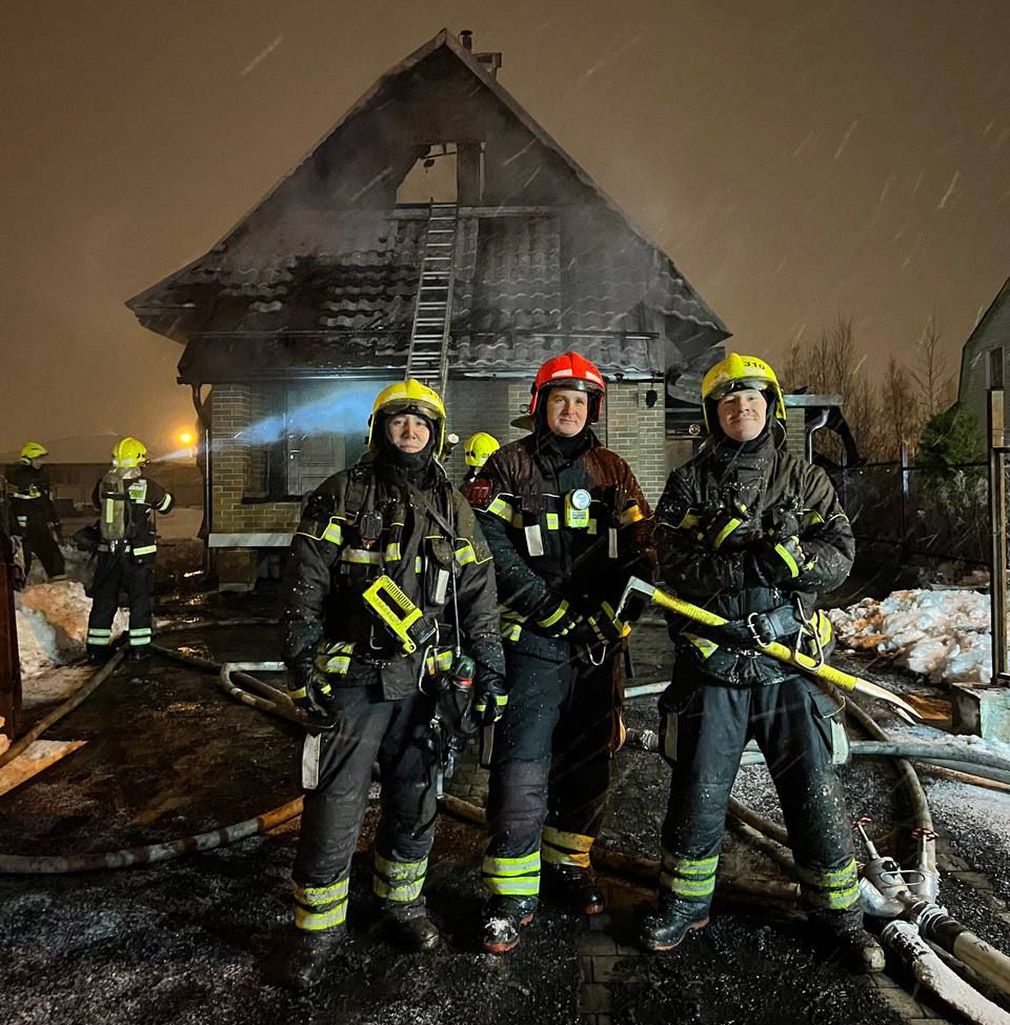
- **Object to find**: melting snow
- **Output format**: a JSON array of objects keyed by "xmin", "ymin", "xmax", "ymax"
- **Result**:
[{"xmin": 828, "ymin": 588, "xmax": 992, "ymax": 684}]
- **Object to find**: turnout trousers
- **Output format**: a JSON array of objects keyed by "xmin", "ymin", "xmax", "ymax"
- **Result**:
[
  {"xmin": 657, "ymin": 672, "xmax": 860, "ymax": 915},
  {"xmin": 482, "ymin": 631, "xmax": 620, "ymax": 900},
  {"xmin": 16, "ymin": 518, "xmax": 65, "ymax": 579},
  {"xmin": 85, "ymin": 550, "xmax": 153, "ymax": 655},
  {"xmin": 292, "ymin": 686, "xmax": 439, "ymax": 933}
]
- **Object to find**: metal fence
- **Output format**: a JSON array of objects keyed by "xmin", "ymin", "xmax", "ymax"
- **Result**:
[{"xmin": 837, "ymin": 457, "xmax": 989, "ymax": 566}]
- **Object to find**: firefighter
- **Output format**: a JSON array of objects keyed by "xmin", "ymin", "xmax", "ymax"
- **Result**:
[
  {"xmin": 8, "ymin": 442, "xmax": 66, "ymax": 581},
  {"xmin": 85, "ymin": 438, "xmax": 173, "ymax": 662},
  {"xmin": 639, "ymin": 352, "xmax": 885, "ymax": 972},
  {"xmin": 461, "ymin": 432, "xmax": 500, "ymax": 486},
  {"xmin": 275, "ymin": 380, "xmax": 506, "ymax": 992},
  {"xmin": 463, "ymin": 352, "xmax": 655, "ymax": 954}
]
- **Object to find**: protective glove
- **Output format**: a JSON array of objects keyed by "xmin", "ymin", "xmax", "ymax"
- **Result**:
[
  {"xmin": 473, "ymin": 671, "xmax": 508, "ymax": 726},
  {"xmin": 286, "ymin": 659, "xmax": 339, "ymax": 725},
  {"xmin": 749, "ymin": 535, "xmax": 806, "ymax": 585},
  {"xmin": 532, "ymin": 595, "xmax": 582, "ymax": 638},
  {"xmin": 702, "ymin": 507, "xmax": 762, "ymax": 551},
  {"xmin": 579, "ymin": 598, "xmax": 629, "ymax": 647}
]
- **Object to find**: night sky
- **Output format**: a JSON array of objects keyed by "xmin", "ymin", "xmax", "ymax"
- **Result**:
[{"xmin": 3, "ymin": 0, "xmax": 1008, "ymax": 456}]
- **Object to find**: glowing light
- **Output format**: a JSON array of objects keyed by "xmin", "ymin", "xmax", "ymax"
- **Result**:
[{"xmin": 178, "ymin": 431, "xmax": 194, "ymax": 446}]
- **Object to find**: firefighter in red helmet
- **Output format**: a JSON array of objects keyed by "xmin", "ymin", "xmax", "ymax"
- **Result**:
[{"xmin": 463, "ymin": 352, "xmax": 655, "ymax": 953}]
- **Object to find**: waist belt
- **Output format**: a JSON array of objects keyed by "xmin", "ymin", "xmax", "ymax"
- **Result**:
[{"xmin": 697, "ymin": 602, "xmax": 803, "ymax": 650}]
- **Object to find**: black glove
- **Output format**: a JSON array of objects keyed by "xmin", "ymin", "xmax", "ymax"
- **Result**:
[
  {"xmin": 749, "ymin": 535, "xmax": 806, "ymax": 585},
  {"xmin": 532, "ymin": 595, "xmax": 582, "ymax": 638},
  {"xmin": 287, "ymin": 659, "xmax": 339, "ymax": 724},
  {"xmin": 578, "ymin": 598, "xmax": 628, "ymax": 646},
  {"xmin": 703, "ymin": 507, "xmax": 762, "ymax": 551},
  {"xmin": 473, "ymin": 671, "xmax": 508, "ymax": 726}
]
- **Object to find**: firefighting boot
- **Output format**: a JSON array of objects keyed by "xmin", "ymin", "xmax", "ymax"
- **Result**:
[
  {"xmin": 268, "ymin": 924, "xmax": 346, "ymax": 991},
  {"xmin": 380, "ymin": 898, "xmax": 440, "ymax": 952},
  {"xmin": 540, "ymin": 864, "xmax": 606, "ymax": 916},
  {"xmin": 481, "ymin": 895, "xmax": 538, "ymax": 954},
  {"xmin": 809, "ymin": 909, "xmax": 886, "ymax": 973},
  {"xmin": 638, "ymin": 896, "xmax": 710, "ymax": 952}
]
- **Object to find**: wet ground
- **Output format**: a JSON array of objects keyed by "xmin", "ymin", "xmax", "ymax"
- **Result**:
[{"xmin": 1, "ymin": 592, "xmax": 1008, "ymax": 1023}]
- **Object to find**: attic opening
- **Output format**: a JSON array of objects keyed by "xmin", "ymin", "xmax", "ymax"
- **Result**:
[{"xmin": 395, "ymin": 142, "xmax": 484, "ymax": 205}]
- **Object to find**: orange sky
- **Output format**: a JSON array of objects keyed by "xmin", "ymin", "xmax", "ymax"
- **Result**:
[{"xmin": 3, "ymin": 0, "xmax": 1008, "ymax": 455}]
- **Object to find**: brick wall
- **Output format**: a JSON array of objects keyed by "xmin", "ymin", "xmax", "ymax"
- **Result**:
[
  {"xmin": 605, "ymin": 381, "xmax": 667, "ymax": 508},
  {"xmin": 209, "ymin": 383, "xmax": 299, "ymax": 588}
]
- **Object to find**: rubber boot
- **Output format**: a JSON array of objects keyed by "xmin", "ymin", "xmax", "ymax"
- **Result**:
[
  {"xmin": 481, "ymin": 895, "xmax": 538, "ymax": 954},
  {"xmin": 540, "ymin": 865, "xmax": 605, "ymax": 916},
  {"xmin": 128, "ymin": 645, "xmax": 153, "ymax": 662},
  {"xmin": 268, "ymin": 924, "xmax": 346, "ymax": 991},
  {"xmin": 638, "ymin": 896, "xmax": 710, "ymax": 952},
  {"xmin": 810, "ymin": 909, "xmax": 885, "ymax": 973},
  {"xmin": 381, "ymin": 898, "xmax": 440, "ymax": 951},
  {"xmin": 87, "ymin": 647, "xmax": 112, "ymax": 666}
]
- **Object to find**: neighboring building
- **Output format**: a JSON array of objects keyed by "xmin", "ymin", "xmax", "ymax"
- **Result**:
[
  {"xmin": 127, "ymin": 28, "xmax": 728, "ymax": 588},
  {"xmin": 958, "ymin": 275, "xmax": 1010, "ymax": 436}
]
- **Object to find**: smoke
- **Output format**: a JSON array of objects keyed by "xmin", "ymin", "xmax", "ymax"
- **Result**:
[{"xmin": 240, "ymin": 382, "xmax": 385, "ymax": 445}]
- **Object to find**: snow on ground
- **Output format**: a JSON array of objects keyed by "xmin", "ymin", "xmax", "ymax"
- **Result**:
[
  {"xmin": 15, "ymin": 581, "xmax": 127, "ymax": 679},
  {"xmin": 828, "ymin": 588, "xmax": 992, "ymax": 684}
]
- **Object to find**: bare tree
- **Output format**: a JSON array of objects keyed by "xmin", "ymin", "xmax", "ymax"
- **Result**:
[
  {"xmin": 910, "ymin": 312, "xmax": 955, "ymax": 420},
  {"xmin": 881, "ymin": 355, "xmax": 919, "ymax": 460}
]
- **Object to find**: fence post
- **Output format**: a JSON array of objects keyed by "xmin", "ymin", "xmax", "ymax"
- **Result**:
[
  {"xmin": 988, "ymin": 388, "xmax": 1009, "ymax": 685},
  {"xmin": 0, "ymin": 535, "xmax": 21, "ymax": 746},
  {"xmin": 899, "ymin": 442, "xmax": 910, "ymax": 542}
]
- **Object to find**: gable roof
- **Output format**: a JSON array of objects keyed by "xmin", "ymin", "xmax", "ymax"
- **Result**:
[{"xmin": 129, "ymin": 28, "xmax": 728, "ymax": 382}]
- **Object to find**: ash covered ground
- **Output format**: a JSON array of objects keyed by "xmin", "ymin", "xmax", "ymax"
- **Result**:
[{"xmin": 1, "ymin": 593, "xmax": 1007, "ymax": 1024}]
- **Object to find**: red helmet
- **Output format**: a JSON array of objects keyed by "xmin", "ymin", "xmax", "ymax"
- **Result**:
[{"xmin": 529, "ymin": 352, "xmax": 607, "ymax": 423}]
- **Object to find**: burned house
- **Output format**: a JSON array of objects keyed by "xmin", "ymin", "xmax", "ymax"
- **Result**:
[{"xmin": 128, "ymin": 28, "xmax": 727, "ymax": 588}]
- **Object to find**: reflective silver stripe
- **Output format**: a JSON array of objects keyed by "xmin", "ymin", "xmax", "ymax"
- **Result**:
[
  {"xmin": 302, "ymin": 733, "xmax": 322, "ymax": 790},
  {"xmin": 155, "ymin": 492, "xmax": 173, "ymax": 513}
]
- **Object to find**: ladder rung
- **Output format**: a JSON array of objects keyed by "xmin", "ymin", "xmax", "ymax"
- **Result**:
[{"xmin": 417, "ymin": 302, "xmax": 447, "ymax": 308}]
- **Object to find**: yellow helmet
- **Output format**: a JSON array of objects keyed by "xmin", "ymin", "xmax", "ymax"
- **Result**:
[
  {"xmin": 367, "ymin": 380, "xmax": 447, "ymax": 456},
  {"xmin": 19, "ymin": 441, "xmax": 48, "ymax": 462},
  {"xmin": 700, "ymin": 352, "xmax": 786, "ymax": 431},
  {"xmin": 112, "ymin": 437, "xmax": 149, "ymax": 468},
  {"xmin": 463, "ymin": 431, "xmax": 500, "ymax": 468}
]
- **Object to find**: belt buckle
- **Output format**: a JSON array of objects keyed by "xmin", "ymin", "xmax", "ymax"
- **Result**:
[{"xmin": 746, "ymin": 612, "xmax": 770, "ymax": 648}]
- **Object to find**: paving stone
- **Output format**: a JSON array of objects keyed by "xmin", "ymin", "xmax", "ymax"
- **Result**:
[
  {"xmin": 577, "ymin": 983, "xmax": 612, "ymax": 1014},
  {"xmin": 879, "ymin": 988, "xmax": 925, "ymax": 1019},
  {"xmin": 590, "ymin": 955, "xmax": 623, "ymax": 983},
  {"xmin": 578, "ymin": 931, "xmax": 619, "ymax": 955}
]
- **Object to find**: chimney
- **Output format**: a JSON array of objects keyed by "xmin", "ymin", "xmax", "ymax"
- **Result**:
[{"xmin": 460, "ymin": 29, "xmax": 473, "ymax": 50}]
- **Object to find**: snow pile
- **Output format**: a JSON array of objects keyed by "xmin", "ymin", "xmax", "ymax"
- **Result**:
[
  {"xmin": 827, "ymin": 588, "xmax": 991, "ymax": 684},
  {"xmin": 15, "ymin": 581, "xmax": 126, "ymax": 678}
]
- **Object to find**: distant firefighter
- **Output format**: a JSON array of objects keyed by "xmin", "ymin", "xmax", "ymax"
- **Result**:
[
  {"xmin": 7, "ymin": 441, "xmax": 65, "ymax": 581},
  {"xmin": 462, "ymin": 431, "xmax": 500, "ymax": 485},
  {"xmin": 85, "ymin": 437, "xmax": 173, "ymax": 662}
]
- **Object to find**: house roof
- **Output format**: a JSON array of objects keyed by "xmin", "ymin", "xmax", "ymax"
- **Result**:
[
  {"xmin": 958, "ymin": 275, "xmax": 1010, "ymax": 395},
  {"xmin": 129, "ymin": 29, "xmax": 728, "ymax": 384}
]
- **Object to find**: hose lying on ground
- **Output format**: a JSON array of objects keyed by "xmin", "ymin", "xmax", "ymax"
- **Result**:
[{"xmin": 0, "ymin": 798, "xmax": 303, "ymax": 874}]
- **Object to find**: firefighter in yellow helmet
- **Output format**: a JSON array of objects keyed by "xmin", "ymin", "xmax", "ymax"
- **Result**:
[
  {"xmin": 85, "ymin": 438, "xmax": 174, "ymax": 662},
  {"xmin": 273, "ymin": 379, "xmax": 505, "ymax": 990},
  {"xmin": 6, "ymin": 441, "xmax": 65, "ymax": 581},
  {"xmin": 640, "ymin": 352, "xmax": 884, "ymax": 972},
  {"xmin": 462, "ymin": 431, "xmax": 500, "ymax": 486}
]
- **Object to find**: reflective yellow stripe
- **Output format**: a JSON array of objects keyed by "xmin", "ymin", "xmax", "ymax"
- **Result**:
[
  {"xmin": 294, "ymin": 903, "xmax": 347, "ymax": 931},
  {"xmin": 322, "ymin": 521, "xmax": 343, "ymax": 545},
  {"xmin": 774, "ymin": 541, "xmax": 800, "ymax": 578},
  {"xmin": 425, "ymin": 648, "xmax": 455, "ymax": 675},
  {"xmin": 481, "ymin": 851, "xmax": 541, "ymax": 896},
  {"xmin": 537, "ymin": 601, "xmax": 569, "ymax": 629},
  {"xmin": 659, "ymin": 851, "xmax": 719, "ymax": 899},
  {"xmin": 502, "ymin": 622, "xmax": 522, "ymax": 642},
  {"xmin": 619, "ymin": 503, "xmax": 644, "ymax": 526},
  {"xmin": 712, "ymin": 518, "xmax": 742, "ymax": 550},
  {"xmin": 545, "ymin": 512, "xmax": 559, "ymax": 530},
  {"xmin": 293, "ymin": 877, "xmax": 350, "ymax": 905},
  {"xmin": 384, "ymin": 542, "xmax": 401, "ymax": 562},
  {"xmin": 131, "ymin": 544, "xmax": 157, "ymax": 557},
  {"xmin": 487, "ymin": 496, "xmax": 515, "ymax": 522},
  {"xmin": 676, "ymin": 512, "xmax": 701, "ymax": 530},
  {"xmin": 801, "ymin": 510, "xmax": 825, "ymax": 528},
  {"xmin": 454, "ymin": 540, "xmax": 477, "ymax": 565},
  {"xmin": 587, "ymin": 518, "xmax": 598, "ymax": 535},
  {"xmin": 415, "ymin": 555, "xmax": 422, "ymax": 573},
  {"xmin": 684, "ymin": 633, "xmax": 718, "ymax": 659},
  {"xmin": 342, "ymin": 548, "xmax": 382, "ymax": 565},
  {"xmin": 542, "ymin": 828, "xmax": 592, "ymax": 868},
  {"xmin": 373, "ymin": 853, "xmax": 428, "ymax": 903}
]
